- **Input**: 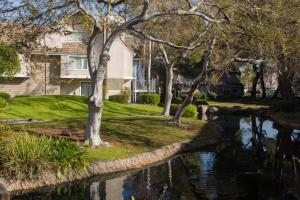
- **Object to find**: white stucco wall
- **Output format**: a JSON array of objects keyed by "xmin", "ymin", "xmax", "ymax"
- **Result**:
[{"xmin": 107, "ymin": 38, "xmax": 134, "ymax": 80}]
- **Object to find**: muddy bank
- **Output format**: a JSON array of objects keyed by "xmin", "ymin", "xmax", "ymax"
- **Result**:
[{"xmin": 0, "ymin": 135, "xmax": 221, "ymax": 194}]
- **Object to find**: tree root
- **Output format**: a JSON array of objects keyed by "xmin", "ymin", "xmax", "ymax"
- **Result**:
[{"xmin": 165, "ymin": 120, "xmax": 191, "ymax": 129}]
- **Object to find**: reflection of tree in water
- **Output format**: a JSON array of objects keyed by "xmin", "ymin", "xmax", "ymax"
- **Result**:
[
  {"xmin": 272, "ymin": 123, "xmax": 300, "ymax": 198},
  {"xmin": 122, "ymin": 157, "xmax": 199, "ymax": 200}
]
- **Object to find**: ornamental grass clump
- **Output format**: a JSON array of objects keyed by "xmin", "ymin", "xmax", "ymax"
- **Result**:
[
  {"xmin": 0, "ymin": 127, "xmax": 88, "ymax": 180},
  {"xmin": 0, "ymin": 133, "xmax": 51, "ymax": 180}
]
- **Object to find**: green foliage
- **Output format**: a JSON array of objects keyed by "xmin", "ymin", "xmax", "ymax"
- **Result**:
[
  {"xmin": 194, "ymin": 92, "xmax": 206, "ymax": 101},
  {"xmin": 0, "ymin": 42, "xmax": 20, "ymax": 77},
  {"xmin": 48, "ymin": 138, "xmax": 87, "ymax": 174},
  {"xmin": 0, "ymin": 92, "xmax": 10, "ymax": 100},
  {"xmin": 109, "ymin": 87, "xmax": 131, "ymax": 104},
  {"xmin": 0, "ymin": 129, "xmax": 87, "ymax": 180},
  {"xmin": 0, "ymin": 133, "xmax": 51, "ymax": 180},
  {"xmin": 0, "ymin": 98, "xmax": 8, "ymax": 108},
  {"xmin": 139, "ymin": 93, "xmax": 161, "ymax": 105},
  {"xmin": 271, "ymin": 100, "xmax": 297, "ymax": 112},
  {"xmin": 170, "ymin": 104, "xmax": 197, "ymax": 118},
  {"xmin": 109, "ymin": 94, "xmax": 129, "ymax": 104}
]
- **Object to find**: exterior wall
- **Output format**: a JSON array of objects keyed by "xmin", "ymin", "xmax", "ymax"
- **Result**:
[
  {"xmin": 60, "ymin": 79, "xmax": 85, "ymax": 96},
  {"xmin": 107, "ymin": 38, "xmax": 133, "ymax": 80},
  {"xmin": 0, "ymin": 55, "xmax": 60, "ymax": 97},
  {"xmin": 106, "ymin": 79, "xmax": 131, "ymax": 97}
]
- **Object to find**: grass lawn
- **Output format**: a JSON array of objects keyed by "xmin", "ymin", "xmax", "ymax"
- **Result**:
[{"xmin": 0, "ymin": 96, "xmax": 220, "ymax": 162}]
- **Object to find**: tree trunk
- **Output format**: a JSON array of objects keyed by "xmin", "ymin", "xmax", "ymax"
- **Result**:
[
  {"xmin": 251, "ymin": 64, "xmax": 260, "ymax": 98},
  {"xmin": 172, "ymin": 36, "xmax": 216, "ymax": 125},
  {"xmin": 276, "ymin": 42, "xmax": 295, "ymax": 99},
  {"xmin": 86, "ymin": 75, "xmax": 105, "ymax": 147},
  {"xmin": 260, "ymin": 72, "xmax": 266, "ymax": 98},
  {"xmin": 160, "ymin": 44, "xmax": 174, "ymax": 117},
  {"xmin": 147, "ymin": 40, "xmax": 152, "ymax": 93},
  {"xmin": 162, "ymin": 64, "xmax": 174, "ymax": 116}
]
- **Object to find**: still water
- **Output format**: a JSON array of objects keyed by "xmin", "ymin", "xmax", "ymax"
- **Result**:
[{"xmin": 12, "ymin": 115, "xmax": 300, "ymax": 200}]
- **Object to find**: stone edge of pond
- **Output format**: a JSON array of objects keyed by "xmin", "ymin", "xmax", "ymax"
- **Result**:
[
  {"xmin": 268, "ymin": 113, "xmax": 300, "ymax": 129},
  {"xmin": 0, "ymin": 135, "xmax": 221, "ymax": 194}
]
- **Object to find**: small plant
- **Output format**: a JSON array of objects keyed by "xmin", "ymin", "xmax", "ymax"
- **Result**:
[
  {"xmin": 271, "ymin": 100, "xmax": 297, "ymax": 112},
  {"xmin": 0, "ymin": 98, "xmax": 8, "ymax": 108},
  {"xmin": 194, "ymin": 92, "xmax": 206, "ymax": 101},
  {"xmin": 0, "ymin": 133, "xmax": 51, "ymax": 180},
  {"xmin": 139, "ymin": 93, "xmax": 160, "ymax": 105},
  {"xmin": 170, "ymin": 104, "xmax": 197, "ymax": 118},
  {"xmin": 109, "ymin": 94, "xmax": 129, "ymax": 104},
  {"xmin": 108, "ymin": 87, "xmax": 131, "ymax": 104},
  {"xmin": 48, "ymin": 138, "xmax": 87, "ymax": 174},
  {"xmin": 0, "ymin": 92, "xmax": 10, "ymax": 100}
]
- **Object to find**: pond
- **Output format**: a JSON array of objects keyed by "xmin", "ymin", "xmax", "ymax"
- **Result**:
[{"xmin": 11, "ymin": 114, "xmax": 300, "ymax": 200}]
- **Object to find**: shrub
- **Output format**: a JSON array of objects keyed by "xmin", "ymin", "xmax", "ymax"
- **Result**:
[
  {"xmin": 170, "ymin": 104, "xmax": 197, "ymax": 118},
  {"xmin": 271, "ymin": 100, "xmax": 297, "ymax": 112},
  {"xmin": 139, "ymin": 93, "xmax": 161, "ymax": 105},
  {"xmin": 0, "ymin": 42, "xmax": 20, "ymax": 77},
  {"xmin": 0, "ymin": 98, "xmax": 8, "ymax": 108},
  {"xmin": 194, "ymin": 92, "xmax": 206, "ymax": 101},
  {"xmin": 48, "ymin": 138, "xmax": 87, "ymax": 174},
  {"xmin": 0, "ymin": 92, "xmax": 10, "ymax": 100},
  {"xmin": 108, "ymin": 87, "xmax": 131, "ymax": 104},
  {"xmin": 0, "ymin": 131, "xmax": 87, "ymax": 180},
  {"xmin": 109, "ymin": 94, "xmax": 129, "ymax": 104},
  {"xmin": 0, "ymin": 133, "xmax": 51, "ymax": 180}
]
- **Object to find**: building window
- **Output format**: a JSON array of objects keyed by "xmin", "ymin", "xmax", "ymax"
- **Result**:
[
  {"xmin": 66, "ymin": 32, "xmax": 86, "ymax": 42},
  {"xmin": 81, "ymin": 82, "xmax": 92, "ymax": 97},
  {"xmin": 68, "ymin": 56, "xmax": 88, "ymax": 70}
]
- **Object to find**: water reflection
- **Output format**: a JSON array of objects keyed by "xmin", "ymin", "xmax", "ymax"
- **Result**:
[{"xmin": 10, "ymin": 114, "xmax": 300, "ymax": 200}]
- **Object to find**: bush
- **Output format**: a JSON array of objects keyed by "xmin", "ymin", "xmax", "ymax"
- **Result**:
[
  {"xmin": 0, "ymin": 92, "xmax": 10, "ymax": 100},
  {"xmin": 48, "ymin": 138, "xmax": 87, "ymax": 174},
  {"xmin": 271, "ymin": 100, "xmax": 297, "ymax": 112},
  {"xmin": 170, "ymin": 104, "xmax": 197, "ymax": 118},
  {"xmin": 0, "ymin": 98, "xmax": 8, "ymax": 108},
  {"xmin": 0, "ymin": 131, "xmax": 87, "ymax": 180},
  {"xmin": 194, "ymin": 92, "xmax": 206, "ymax": 101},
  {"xmin": 0, "ymin": 42, "xmax": 20, "ymax": 77},
  {"xmin": 108, "ymin": 87, "xmax": 131, "ymax": 104},
  {"xmin": 0, "ymin": 133, "xmax": 51, "ymax": 180},
  {"xmin": 139, "ymin": 93, "xmax": 161, "ymax": 105},
  {"xmin": 109, "ymin": 94, "xmax": 129, "ymax": 104}
]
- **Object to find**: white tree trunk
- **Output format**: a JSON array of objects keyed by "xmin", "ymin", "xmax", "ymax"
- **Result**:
[
  {"xmin": 147, "ymin": 40, "xmax": 152, "ymax": 93},
  {"xmin": 86, "ymin": 76, "xmax": 105, "ymax": 147},
  {"xmin": 162, "ymin": 64, "xmax": 174, "ymax": 116}
]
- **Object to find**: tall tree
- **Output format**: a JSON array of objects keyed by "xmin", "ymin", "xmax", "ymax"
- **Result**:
[{"xmin": 0, "ymin": 0, "xmax": 228, "ymax": 146}]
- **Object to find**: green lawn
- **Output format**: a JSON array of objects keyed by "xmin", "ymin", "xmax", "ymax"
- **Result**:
[{"xmin": 0, "ymin": 96, "xmax": 220, "ymax": 162}]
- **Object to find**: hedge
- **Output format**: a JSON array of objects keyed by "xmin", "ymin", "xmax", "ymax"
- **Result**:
[
  {"xmin": 139, "ymin": 94, "xmax": 160, "ymax": 105},
  {"xmin": 0, "ymin": 98, "xmax": 8, "ymax": 108},
  {"xmin": 0, "ymin": 92, "xmax": 10, "ymax": 100},
  {"xmin": 170, "ymin": 104, "xmax": 197, "ymax": 118},
  {"xmin": 109, "ymin": 95, "xmax": 129, "ymax": 104}
]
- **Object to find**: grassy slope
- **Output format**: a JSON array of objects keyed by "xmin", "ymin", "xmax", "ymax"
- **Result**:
[{"xmin": 0, "ymin": 96, "xmax": 219, "ymax": 162}]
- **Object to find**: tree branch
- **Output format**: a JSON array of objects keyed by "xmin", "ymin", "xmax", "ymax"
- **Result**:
[{"xmin": 131, "ymin": 28, "xmax": 205, "ymax": 50}]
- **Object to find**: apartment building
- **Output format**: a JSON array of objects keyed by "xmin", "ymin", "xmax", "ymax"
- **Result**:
[{"xmin": 0, "ymin": 12, "xmax": 134, "ymax": 98}]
